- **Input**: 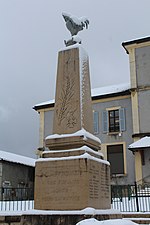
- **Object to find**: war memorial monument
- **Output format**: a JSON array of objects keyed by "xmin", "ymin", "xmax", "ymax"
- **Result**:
[{"xmin": 21, "ymin": 13, "xmax": 121, "ymax": 225}]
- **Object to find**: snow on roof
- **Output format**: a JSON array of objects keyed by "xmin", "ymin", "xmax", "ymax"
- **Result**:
[
  {"xmin": 34, "ymin": 99, "xmax": 54, "ymax": 108},
  {"xmin": 128, "ymin": 136, "xmax": 150, "ymax": 149},
  {"xmin": 0, "ymin": 150, "xmax": 35, "ymax": 167},
  {"xmin": 91, "ymin": 83, "xmax": 130, "ymax": 98},
  {"xmin": 34, "ymin": 83, "xmax": 130, "ymax": 109}
]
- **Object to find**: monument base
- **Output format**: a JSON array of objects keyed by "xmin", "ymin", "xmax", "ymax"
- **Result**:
[
  {"xmin": 34, "ymin": 148, "xmax": 111, "ymax": 211},
  {"xmin": 20, "ymin": 209, "xmax": 122, "ymax": 225}
]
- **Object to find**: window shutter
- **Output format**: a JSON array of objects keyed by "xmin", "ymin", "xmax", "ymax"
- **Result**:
[
  {"xmin": 102, "ymin": 110, "xmax": 108, "ymax": 133},
  {"xmin": 119, "ymin": 108, "xmax": 126, "ymax": 132},
  {"xmin": 93, "ymin": 111, "xmax": 99, "ymax": 134}
]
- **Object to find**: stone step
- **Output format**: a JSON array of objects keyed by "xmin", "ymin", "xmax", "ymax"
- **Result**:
[
  {"xmin": 122, "ymin": 213, "xmax": 150, "ymax": 224},
  {"xmin": 123, "ymin": 213, "xmax": 150, "ymax": 218},
  {"xmin": 124, "ymin": 218, "xmax": 150, "ymax": 224}
]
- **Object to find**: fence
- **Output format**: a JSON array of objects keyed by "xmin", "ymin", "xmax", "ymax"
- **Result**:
[
  {"xmin": 0, "ymin": 185, "xmax": 150, "ymax": 212},
  {"xmin": 111, "ymin": 182, "xmax": 150, "ymax": 212},
  {"xmin": 0, "ymin": 200, "xmax": 34, "ymax": 211},
  {"xmin": 0, "ymin": 187, "xmax": 34, "ymax": 211}
]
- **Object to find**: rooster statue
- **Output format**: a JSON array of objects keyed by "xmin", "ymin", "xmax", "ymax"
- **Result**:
[{"xmin": 62, "ymin": 12, "xmax": 89, "ymax": 46}]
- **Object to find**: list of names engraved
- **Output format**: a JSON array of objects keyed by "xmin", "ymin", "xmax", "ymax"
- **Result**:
[
  {"xmin": 36, "ymin": 159, "xmax": 87, "ymax": 208},
  {"xmin": 89, "ymin": 163, "xmax": 99, "ymax": 199},
  {"xmin": 89, "ymin": 161, "xmax": 110, "ymax": 200},
  {"xmin": 100, "ymin": 164, "xmax": 110, "ymax": 199},
  {"xmin": 35, "ymin": 157, "xmax": 111, "ymax": 210}
]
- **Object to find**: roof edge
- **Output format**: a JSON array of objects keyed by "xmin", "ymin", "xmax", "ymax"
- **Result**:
[
  {"xmin": 33, "ymin": 89, "xmax": 130, "ymax": 111},
  {"xmin": 122, "ymin": 36, "xmax": 150, "ymax": 47},
  {"xmin": 122, "ymin": 36, "xmax": 150, "ymax": 54}
]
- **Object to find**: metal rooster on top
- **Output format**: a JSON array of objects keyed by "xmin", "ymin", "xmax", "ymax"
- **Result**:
[{"xmin": 62, "ymin": 12, "xmax": 89, "ymax": 46}]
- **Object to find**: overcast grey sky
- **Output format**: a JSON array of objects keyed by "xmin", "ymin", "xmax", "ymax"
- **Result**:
[{"xmin": 0, "ymin": 0, "xmax": 150, "ymax": 158}]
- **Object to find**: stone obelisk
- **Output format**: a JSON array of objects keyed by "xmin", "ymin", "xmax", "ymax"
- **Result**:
[
  {"xmin": 53, "ymin": 46, "xmax": 93, "ymax": 135},
  {"xmin": 34, "ymin": 12, "xmax": 111, "ymax": 210},
  {"xmin": 45, "ymin": 46, "xmax": 101, "ymax": 151}
]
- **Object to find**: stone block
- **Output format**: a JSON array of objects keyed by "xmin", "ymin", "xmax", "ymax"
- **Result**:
[
  {"xmin": 11, "ymin": 223, "xmax": 20, "ymax": 225},
  {"xmin": 0, "ymin": 223, "xmax": 8, "ymax": 225},
  {"xmin": 5, "ymin": 216, "xmax": 21, "ymax": 223},
  {"xmin": 0, "ymin": 216, "xmax": 5, "ymax": 222},
  {"xmin": 45, "ymin": 135, "xmax": 100, "ymax": 151},
  {"xmin": 43, "ymin": 147, "xmax": 103, "ymax": 159},
  {"xmin": 34, "ymin": 155, "xmax": 110, "ymax": 210}
]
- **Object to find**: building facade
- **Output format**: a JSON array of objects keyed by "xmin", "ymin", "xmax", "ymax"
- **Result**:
[
  {"xmin": 0, "ymin": 150, "xmax": 35, "ymax": 200},
  {"xmin": 123, "ymin": 36, "xmax": 150, "ymax": 183},
  {"xmin": 34, "ymin": 36, "xmax": 150, "ymax": 185}
]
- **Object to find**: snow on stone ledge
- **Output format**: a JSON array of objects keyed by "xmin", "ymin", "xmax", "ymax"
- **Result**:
[
  {"xmin": 128, "ymin": 136, "xmax": 150, "ymax": 149},
  {"xmin": 37, "ymin": 152, "xmax": 109, "ymax": 165},
  {"xmin": 43, "ymin": 145, "xmax": 104, "ymax": 158},
  {"xmin": 45, "ymin": 128, "xmax": 101, "ymax": 144},
  {"xmin": 20, "ymin": 207, "xmax": 120, "ymax": 215},
  {"xmin": 0, "ymin": 150, "xmax": 35, "ymax": 167},
  {"xmin": 0, "ymin": 207, "xmax": 122, "ymax": 217},
  {"xmin": 61, "ymin": 43, "xmax": 81, "ymax": 51}
]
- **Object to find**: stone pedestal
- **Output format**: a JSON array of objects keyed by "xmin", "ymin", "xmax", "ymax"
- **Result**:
[{"xmin": 34, "ymin": 148, "xmax": 110, "ymax": 210}]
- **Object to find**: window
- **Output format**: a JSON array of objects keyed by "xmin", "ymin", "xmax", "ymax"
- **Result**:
[
  {"xmin": 109, "ymin": 110, "xmax": 119, "ymax": 132},
  {"xmin": 93, "ymin": 111, "xmax": 99, "ymax": 134},
  {"xmin": 102, "ymin": 108, "xmax": 126, "ymax": 133},
  {"xmin": 107, "ymin": 144, "xmax": 124, "ymax": 175}
]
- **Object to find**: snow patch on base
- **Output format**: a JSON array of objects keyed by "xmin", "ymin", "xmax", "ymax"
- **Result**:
[
  {"xmin": 0, "ymin": 208, "xmax": 121, "ymax": 219},
  {"xmin": 21, "ymin": 207, "xmax": 120, "ymax": 215},
  {"xmin": 37, "ymin": 152, "xmax": 109, "ymax": 165},
  {"xmin": 46, "ymin": 128, "xmax": 101, "ymax": 144},
  {"xmin": 43, "ymin": 145, "xmax": 103, "ymax": 158}
]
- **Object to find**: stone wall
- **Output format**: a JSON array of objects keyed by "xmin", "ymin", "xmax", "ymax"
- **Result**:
[
  {"xmin": 0, "ymin": 213, "xmax": 122, "ymax": 225},
  {"xmin": 0, "ymin": 215, "xmax": 21, "ymax": 225}
]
